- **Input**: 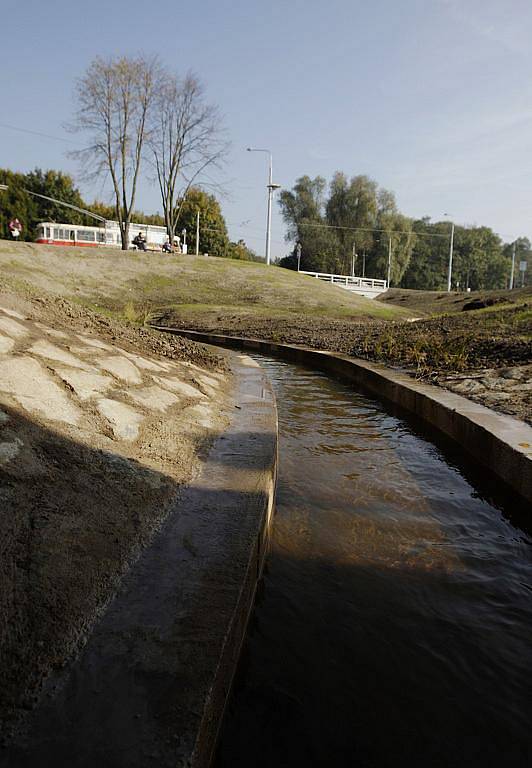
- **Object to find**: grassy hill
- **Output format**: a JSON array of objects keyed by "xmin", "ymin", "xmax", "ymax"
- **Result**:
[{"xmin": 0, "ymin": 240, "xmax": 412, "ymax": 325}]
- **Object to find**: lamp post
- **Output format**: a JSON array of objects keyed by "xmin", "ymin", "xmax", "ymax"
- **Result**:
[
  {"xmin": 247, "ymin": 147, "xmax": 281, "ymax": 265},
  {"xmin": 181, "ymin": 228, "xmax": 187, "ymax": 255},
  {"xmin": 444, "ymin": 214, "xmax": 455, "ymax": 292}
]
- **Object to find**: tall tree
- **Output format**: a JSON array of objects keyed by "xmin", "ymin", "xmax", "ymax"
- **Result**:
[
  {"xmin": 71, "ymin": 55, "xmax": 162, "ymax": 249},
  {"xmin": 453, "ymin": 226, "xmax": 503, "ymax": 291},
  {"xmin": 401, "ymin": 219, "xmax": 450, "ymax": 290},
  {"xmin": 279, "ymin": 175, "xmax": 326, "ymax": 240},
  {"xmin": 148, "ymin": 72, "xmax": 227, "ymax": 242},
  {"xmin": 175, "ymin": 187, "xmax": 230, "ymax": 257},
  {"xmin": 326, "ymin": 173, "xmax": 378, "ymax": 269},
  {"xmin": 366, "ymin": 212, "xmax": 415, "ymax": 285}
]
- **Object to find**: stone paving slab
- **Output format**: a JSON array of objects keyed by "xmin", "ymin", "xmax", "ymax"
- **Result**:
[
  {"xmin": 96, "ymin": 398, "xmax": 145, "ymax": 441},
  {"xmin": 29, "ymin": 340, "xmax": 94, "ymax": 371},
  {"xmin": 127, "ymin": 385, "xmax": 180, "ymax": 412},
  {"xmin": 53, "ymin": 368, "xmax": 114, "ymax": 401},
  {"xmin": 0, "ymin": 334, "xmax": 15, "ymax": 353},
  {"xmin": 152, "ymin": 375, "xmax": 205, "ymax": 399},
  {"xmin": 0, "ymin": 303, "xmax": 224, "ymax": 451},
  {"xmin": 98, "ymin": 355, "xmax": 143, "ymax": 384},
  {"xmin": 0, "ymin": 316, "xmax": 29, "ymax": 337},
  {"xmin": 0, "ymin": 357, "xmax": 82, "ymax": 425}
]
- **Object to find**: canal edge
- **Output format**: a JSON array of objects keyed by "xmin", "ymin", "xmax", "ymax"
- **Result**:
[
  {"xmin": 152, "ymin": 327, "xmax": 532, "ymax": 505},
  {"xmin": 3, "ymin": 350, "xmax": 278, "ymax": 768}
]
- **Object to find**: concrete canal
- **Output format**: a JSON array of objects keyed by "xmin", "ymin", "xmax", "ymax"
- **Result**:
[{"xmin": 216, "ymin": 356, "xmax": 532, "ymax": 768}]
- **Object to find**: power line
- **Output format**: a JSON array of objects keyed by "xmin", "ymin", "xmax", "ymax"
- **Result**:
[
  {"xmin": 297, "ymin": 221, "xmax": 450, "ymax": 239},
  {"xmin": 0, "ymin": 122, "xmax": 79, "ymax": 145}
]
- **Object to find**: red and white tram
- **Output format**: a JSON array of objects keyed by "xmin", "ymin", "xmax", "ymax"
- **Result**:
[{"xmin": 35, "ymin": 221, "xmax": 168, "ymax": 250}]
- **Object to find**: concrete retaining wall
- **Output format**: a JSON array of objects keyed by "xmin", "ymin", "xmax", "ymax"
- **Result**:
[{"xmin": 154, "ymin": 328, "xmax": 532, "ymax": 505}]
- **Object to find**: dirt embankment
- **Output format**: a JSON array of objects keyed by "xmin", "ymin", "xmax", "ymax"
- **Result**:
[
  {"xmin": 157, "ymin": 301, "xmax": 532, "ymax": 424},
  {"xmin": 0, "ymin": 283, "xmax": 230, "ymax": 737}
]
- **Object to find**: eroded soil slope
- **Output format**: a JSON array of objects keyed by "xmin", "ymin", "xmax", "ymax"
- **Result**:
[{"xmin": 0, "ymin": 283, "xmax": 229, "ymax": 734}]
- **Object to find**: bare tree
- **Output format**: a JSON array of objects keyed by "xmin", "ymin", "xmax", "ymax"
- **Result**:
[
  {"xmin": 70, "ymin": 55, "xmax": 161, "ymax": 249},
  {"xmin": 149, "ymin": 72, "xmax": 228, "ymax": 242}
]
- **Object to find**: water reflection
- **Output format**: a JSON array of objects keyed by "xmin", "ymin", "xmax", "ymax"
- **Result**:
[{"xmin": 216, "ymin": 359, "xmax": 532, "ymax": 768}]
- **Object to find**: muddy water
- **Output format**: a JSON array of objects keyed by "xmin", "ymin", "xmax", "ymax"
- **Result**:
[{"xmin": 216, "ymin": 358, "xmax": 532, "ymax": 768}]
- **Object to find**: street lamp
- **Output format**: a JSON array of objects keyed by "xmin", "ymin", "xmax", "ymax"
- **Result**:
[
  {"xmin": 444, "ymin": 214, "xmax": 455, "ymax": 292},
  {"xmin": 247, "ymin": 147, "xmax": 281, "ymax": 265}
]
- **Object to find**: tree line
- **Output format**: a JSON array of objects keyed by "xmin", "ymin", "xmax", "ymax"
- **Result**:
[{"xmin": 278, "ymin": 173, "xmax": 530, "ymax": 290}]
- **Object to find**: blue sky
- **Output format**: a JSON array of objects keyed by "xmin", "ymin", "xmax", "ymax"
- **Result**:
[{"xmin": 2, "ymin": 0, "xmax": 532, "ymax": 257}]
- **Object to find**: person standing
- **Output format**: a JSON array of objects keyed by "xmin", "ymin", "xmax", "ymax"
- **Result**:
[{"xmin": 8, "ymin": 218, "xmax": 22, "ymax": 239}]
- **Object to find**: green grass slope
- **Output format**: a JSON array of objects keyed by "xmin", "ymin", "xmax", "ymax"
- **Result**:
[{"xmin": 0, "ymin": 240, "xmax": 412, "ymax": 324}]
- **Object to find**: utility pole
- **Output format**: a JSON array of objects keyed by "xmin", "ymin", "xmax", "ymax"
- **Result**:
[
  {"xmin": 387, "ymin": 237, "xmax": 392, "ymax": 287},
  {"xmin": 352, "ymin": 241, "xmax": 356, "ymax": 276},
  {"xmin": 510, "ymin": 241, "xmax": 516, "ymax": 289},
  {"xmin": 447, "ymin": 221, "xmax": 455, "ymax": 291},
  {"xmin": 296, "ymin": 242, "xmax": 302, "ymax": 272},
  {"xmin": 195, "ymin": 211, "xmax": 200, "ymax": 256}
]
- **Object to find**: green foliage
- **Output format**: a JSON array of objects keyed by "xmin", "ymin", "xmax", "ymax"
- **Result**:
[
  {"xmin": 365, "ymin": 212, "xmax": 415, "ymax": 286},
  {"xmin": 279, "ymin": 175, "xmax": 326, "ymax": 241},
  {"xmin": 402, "ymin": 220, "xmax": 517, "ymax": 291},
  {"xmin": 279, "ymin": 172, "xmax": 413, "ymax": 281},
  {"xmin": 0, "ymin": 169, "xmax": 36, "ymax": 241},
  {"xmin": 227, "ymin": 239, "xmax": 261, "ymax": 261},
  {"xmin": 326, "ymin": 173, "xmax": 378, "ymax": 257},
  {"xmin": 175, "ymin": 187, "xmax": 230, "ymax": 257},
  {"xmin": 0, "ymin": 168, "xmax": 89, "ymax": 240},
  {"xmin": 24, "ymin": 169, "xmax": 87, "ymax": 225},
  {"xmin": 401, "ymin": 218, "xmax": 450, "ymax": 290}
]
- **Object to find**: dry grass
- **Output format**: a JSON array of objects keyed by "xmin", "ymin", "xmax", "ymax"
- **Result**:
[{"xmin": 0, "ymin": 240, "xmax": 412, "ymax": 325}]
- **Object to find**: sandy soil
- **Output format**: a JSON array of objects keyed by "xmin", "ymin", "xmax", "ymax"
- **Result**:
[{"xmin": 0, "ymin": 284, "xmax": 231, "ymax": 737}]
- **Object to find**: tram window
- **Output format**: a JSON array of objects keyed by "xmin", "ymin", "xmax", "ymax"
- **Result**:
[
  {"xmin": 53, "ymin": 228, "xmax": 60, "ymax": 239},
  {"xmin": 70, "ymin": 230, "xmax": 75, "ymax": 241},
  {"xmin": 77, "ymin": 230, "xmax": 95, "ymax": 242},
  {"xmin": 97, "ymin": 231, "xmax": 106, "ymax": 243},
  {"xmin": 46, "ymin": 227, "xmax": 51, "ymax": 238}
]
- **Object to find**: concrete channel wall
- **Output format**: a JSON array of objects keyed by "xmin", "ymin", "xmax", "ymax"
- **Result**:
[
  {"xmin": 154, "ymin": 328, "xmax": 532, "ymax": 505},
  {"xmin": 5, "ymin": 353, "xmax": 278, "ymax": 768}
]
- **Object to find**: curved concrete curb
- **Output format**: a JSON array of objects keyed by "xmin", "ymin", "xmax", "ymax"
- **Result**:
[
  {"xmin": 4, "ymin": 352, "xmax": 278, "ymax": 768},
  {"xmin": 153, "ymin": 328, "xmax": 532, "ymax": 505}
]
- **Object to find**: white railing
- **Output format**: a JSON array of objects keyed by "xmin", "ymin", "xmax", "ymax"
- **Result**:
[{"xmin": 300, "ymin": 271, "xmax": 387, "ymax": 292}]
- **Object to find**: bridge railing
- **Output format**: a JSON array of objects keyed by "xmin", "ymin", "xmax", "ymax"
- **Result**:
[{"xmin": 300, "ymin": 271, "xmax": 387, "ymax": 291}]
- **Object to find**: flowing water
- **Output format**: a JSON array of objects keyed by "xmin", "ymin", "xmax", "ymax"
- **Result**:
[{"xmin": 216, "ymin": 357, "xmax": 532, "ymax": 768}]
